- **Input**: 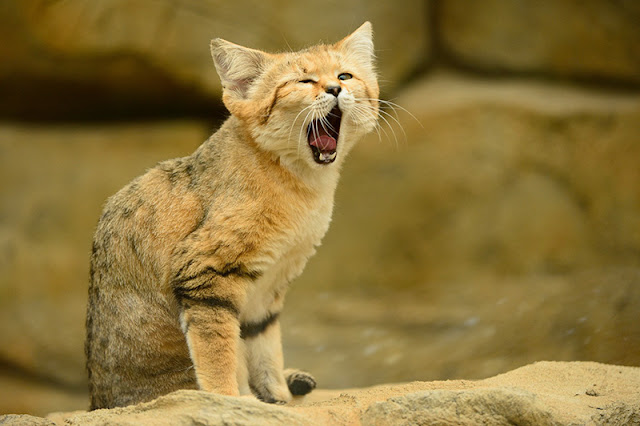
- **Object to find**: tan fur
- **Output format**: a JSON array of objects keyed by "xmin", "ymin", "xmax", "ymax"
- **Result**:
[{"xmin": 85, "ymin": 22, "xmax": 379, "ymax": 409}]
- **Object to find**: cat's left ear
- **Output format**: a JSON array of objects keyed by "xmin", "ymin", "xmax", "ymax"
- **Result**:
[
  {"xmin": 210, "ymin": 39, "xmax": 270, "ymax": 100},
  {"xmin": 336, "ymin": 21, "xmax": 375, "ymax": 71}
]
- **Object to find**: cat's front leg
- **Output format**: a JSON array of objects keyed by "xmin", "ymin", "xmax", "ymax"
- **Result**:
[
  {"xmin": 284, "ymin": 368, "xmax": 317, "ymax": 397},
  {"xmin": 236, "ymin": 338, "xmax": 252, "ymax": 396},
  {"xmin": 171, "ymin": 251, "xmax": 253, "ymax": 396},
  {"xmin": 243, "ymin": 315, "xmax": 292, "ymax": 404},
  {"xmin": 179, "ymin": 300, "xmax": 242, "ymax": 395}
]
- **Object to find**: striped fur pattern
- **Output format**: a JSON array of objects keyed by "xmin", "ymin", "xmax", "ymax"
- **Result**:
[{"xmin": 85, "ymin": 22, "xmax": 379, "ymax": 409}]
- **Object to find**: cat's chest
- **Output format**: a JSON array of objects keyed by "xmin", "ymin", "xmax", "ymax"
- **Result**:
[
  {"xmin": 240, "ymin": 198, "xmax": 333, "ymax": 321},
  {"xmin": 266, "ymin": 197, "xmax": 334, "ymax": 281}
]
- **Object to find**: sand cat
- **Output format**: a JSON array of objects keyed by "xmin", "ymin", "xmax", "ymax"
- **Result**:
[{"xmin": 85, "ymin": 22, "xmax": 379, "ymax": 409}]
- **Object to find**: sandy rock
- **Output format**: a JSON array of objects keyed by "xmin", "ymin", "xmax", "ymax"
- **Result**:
[
  {"xmin": 59, "ymin": 390, "xmax": 308, "ymax": 426},
  {"xmin": 16, "ymin": 361, "xmax": 640, "ymax": 425},
  {"xmin": 481, "ymin": 362, "xmax": 640, "ymax": 425},
  {"xmin": 361, "ymin": 388, "xmax": 556, "ymax": 426},
  {"xmin": 438, "ymin": 0, "xmax": 640, "ymax": 84},
  {"xmin": 302, "ymin": 362, "xmax": 640, "ymax": 425},
  {"xmin": 0, "ymin": 415, "xmax": 54, "ymax": 425},
  {"xmin": 0, "ymin": 0, "xmax": 427, "ymax": 119}
]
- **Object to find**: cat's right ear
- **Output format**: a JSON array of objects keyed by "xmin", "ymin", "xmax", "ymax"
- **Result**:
[
  {"xmin": 337, "ymin": 22, "xmax": 375, "ymax": 72},
  {"xmin": 210, "ymin": 39, "xmax": 270, "ymax": 100}
]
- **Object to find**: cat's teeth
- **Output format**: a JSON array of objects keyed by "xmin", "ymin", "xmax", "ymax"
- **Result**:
[{"xmin": 319, "ymin": 152, "xmax": 337, "ymax": 162}]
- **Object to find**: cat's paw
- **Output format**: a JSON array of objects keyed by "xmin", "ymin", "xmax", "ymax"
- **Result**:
[
  {"xmin": 252, "ymin": 383, "xmax": 292, "ymax": 405},
  {"xmin": 284, "ymin": 369, "xmax": 316, "ymax": 396}
]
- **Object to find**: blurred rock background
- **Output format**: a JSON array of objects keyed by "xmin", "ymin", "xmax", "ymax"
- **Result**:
[{"xmin": 1, "ymin": 0, "xmax": 639, "ymax": 416}]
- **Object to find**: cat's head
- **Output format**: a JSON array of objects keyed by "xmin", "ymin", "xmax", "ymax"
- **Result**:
[{"xmin": 211, "ymin": 22, "xmax": 379, "ymax": 171}]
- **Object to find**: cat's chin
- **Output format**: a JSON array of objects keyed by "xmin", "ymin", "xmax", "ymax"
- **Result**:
[{"xmin": 307, "ymin": 106, "xmax": 342, "ymax": 165}]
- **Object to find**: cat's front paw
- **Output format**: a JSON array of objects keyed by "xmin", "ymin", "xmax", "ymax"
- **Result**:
[
  {"xmin": 253, "ymin": 383, "xmax": 292, "ymax": 405},
  {"xmin": 284, "ymin": 369, "xmax": 316, "ymax": 396}
]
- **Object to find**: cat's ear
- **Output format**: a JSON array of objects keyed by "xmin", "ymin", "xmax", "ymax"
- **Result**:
[
  {"xmin": 337, "ymin": 21, "xmax": 375, "ymax": 70},
  {"xmin": 210, "ymin": 39, "xmax": 270, "ymax": 99}
]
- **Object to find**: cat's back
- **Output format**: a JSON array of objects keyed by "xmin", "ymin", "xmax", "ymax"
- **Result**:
[
  {"xmin": 86, "ymin": 147, "xmax": 214, "ymax": 409},
  {"xmin": 96, "ymin": 153, "xmax": 207, "ymax": 264}
]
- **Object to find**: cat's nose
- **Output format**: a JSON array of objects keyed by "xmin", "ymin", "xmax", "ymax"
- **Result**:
[{"xmin": 326, "ymin": 84, "xmax": 341, "ymax": 97}]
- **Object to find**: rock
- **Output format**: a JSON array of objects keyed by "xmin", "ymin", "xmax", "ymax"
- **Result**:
[
  {"xmin": 2, "ymin": 362, "xmax": 638, "ymax": 425},
  {"xmin": 480, "ymin": 362, "xmax": 640, "ymax": 425},
  {"xmin": 359, "ymin": 362, "xmax": 640, "ymax": 426},
  {"xmin": 0, "ymin": 415, "xmax": 54, "ymax": 425},
  {"xmin": 0, "ymin": 121, "xmax": 210, "ymax": 416},
  {"xmin": 59, "ymin": 390, "xmax": 308, "ymax": 426},
  {"xmin": 361, "ymin": 388, "xmax": 556, "ymax": 426},
  {"xmin": 0, "ymin": 0, "xmax": 428, "ymax": 120},
  {"xmin": 437, "ymin": 0, "xmax": 640, "ymax": 84}
]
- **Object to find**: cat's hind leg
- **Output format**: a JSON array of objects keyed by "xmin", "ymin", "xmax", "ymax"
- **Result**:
[{"xmin": 171, "ymin": 252, "xmax": 252, "ymax": 397}]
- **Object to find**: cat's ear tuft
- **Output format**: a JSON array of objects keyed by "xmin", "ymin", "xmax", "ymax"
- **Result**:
[
  {"xmin": 337, "ymin": 21, "xmax": 375, "ymax": 70},
  {"xmin": 210, "ymin": 39, "xmax": 269, "ymax": 99}
]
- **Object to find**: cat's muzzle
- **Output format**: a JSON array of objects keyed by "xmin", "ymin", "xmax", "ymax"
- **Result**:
[{"xmin": 307, "ymin": 106, "xmax": 342, "ymax": 164}]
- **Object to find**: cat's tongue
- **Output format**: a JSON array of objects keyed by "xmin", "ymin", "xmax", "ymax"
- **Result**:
[
  {"xmin": 309, "ymin": 134, "xmax": 337, "ymax": 152},
  {"xmin": 307, "ymin": 105, "xmax": 342, "ymax": 164}
]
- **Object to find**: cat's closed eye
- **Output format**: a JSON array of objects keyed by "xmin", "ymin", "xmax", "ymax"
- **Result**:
[{"xmin": 299, "ymin": 79, "xmax": 316, "ymax": 84}]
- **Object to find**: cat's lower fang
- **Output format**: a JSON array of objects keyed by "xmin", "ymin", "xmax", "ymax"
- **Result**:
[{"xmin": 319, "ymin": 152, "xmax": 337, "ymax": 162}]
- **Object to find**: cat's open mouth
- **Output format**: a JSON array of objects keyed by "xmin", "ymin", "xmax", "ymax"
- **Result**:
[{"xmin": 307, "ymin": 106, "xmax": 342, "ymax": 164}]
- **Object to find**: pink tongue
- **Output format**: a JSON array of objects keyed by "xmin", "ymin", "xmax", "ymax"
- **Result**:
[{"xmin": 309, "ymin": 135, "xmax": 337, "ymax": 152}]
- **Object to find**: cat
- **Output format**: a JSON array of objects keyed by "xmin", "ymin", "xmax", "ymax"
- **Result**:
[{"xmin": 85, "ymin": 22, "xmax": 379, "ymax": 409}]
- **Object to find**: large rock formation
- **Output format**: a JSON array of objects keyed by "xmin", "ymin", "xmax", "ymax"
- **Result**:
[
  {"xmin": 437, "ymin": 0, "xmax": 640, "ymax": 84},
  {"xmin": 0, "ymin": 0, "xmax": 428, "ymax": 119}
]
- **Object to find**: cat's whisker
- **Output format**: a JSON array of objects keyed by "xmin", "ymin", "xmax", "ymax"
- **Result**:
[
  {"xmin": 375, "ymin": 110, "xmax": 400, "ymax": 150},
  {"xmin": 352, "ymin": 100, "xmax": 408, "ymax": 149},
  {"xmin": 348, "ymin": 105, "xmax": 376, "ymax": 134},
  {"xmin": 288, "ymin": 104, "xmax": 314, "ymax": 144},
  {"xmin": 288, "ymin": 104, "xmax": 315, "ymax": 158},
  {"xmin": 356, "ymin": 98, "xmax": 423, "ymax": 128},
  {"xmin": 300, "ymin": 107, "xmax": 321, "ymax": 158},
  {"xmin": 297, "ymin": 107, "xmax": 316, "ymax": 158},
  {"xmin": 353, "ymin": 107, "xmax": 382, "ymax": 143},
  {"xmin": 377, "ymin": 108, "xmax": 407, "ymax": 141},
  {"xmin": 350, "ymin": 104, "xmax": 389, "ymax": 145},
  {"xmin": 311, "ymin": 108, "xmax": 321, "ymax": 142},
  {"xmin": 319, "ymin": 114, "xmax": 336, "ymax": 134}
]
